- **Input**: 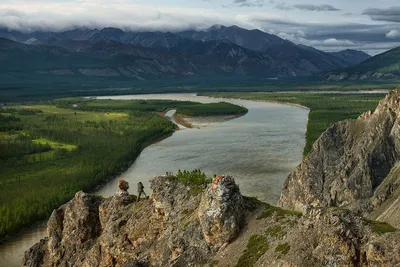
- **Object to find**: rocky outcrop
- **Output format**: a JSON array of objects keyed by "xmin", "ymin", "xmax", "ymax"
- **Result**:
[
  {"xmin": 23, "ymin": 175, "xmax": 247, "ymax": 267},
  {"xmin": 23, "ymin": 174, "xmax": 400, "ymax": 267},
  {"xmin": 198, "ymin": 175, "xmax": 244, "ymax": 250},
  {"xmin": 117, "ymin": 179, "xmax": 135, "ymax": 204},
  {"xmin": 279, "ymin": 90, "xmax": 400, "ymax": 226},
  {"xmin": 253, "ymin": 207, "xmax": 399, "ymax": 267}
]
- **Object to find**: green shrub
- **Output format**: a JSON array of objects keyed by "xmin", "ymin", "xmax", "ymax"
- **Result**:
[
  {"xmin": 370, "ymin": 220, "xmax": 397, "ymax": 234},
  {"xmin": 257, "ymin": 204, "xmax": 302, "ymax": 220},
  {"xmin": 275, "ymin": 243, "xmax": 290, "ymax": 255},
  {"xmin": 235, "ymin": 235, "xmax": 269, "ymax": 267},
  {"xmin": 167, "ymin": 169, "xmax": 211, "ymax": 187}
]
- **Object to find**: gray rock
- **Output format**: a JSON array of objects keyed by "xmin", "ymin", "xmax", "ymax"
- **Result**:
[
  {"xmin": 279, "ymin": 89, "xmax": 400, "ymax": 227},
  {"xmin": 198, "ymin": 175, "xmax": 244, "ymax": 250}
]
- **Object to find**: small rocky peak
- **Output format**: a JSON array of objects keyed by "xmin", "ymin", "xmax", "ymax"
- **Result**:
[
  {"xmin": 359, "ymin": 89, "xmax": 400, "ymax": 120},
  {"xmin": 150, "ymin": 175, "xmax": 193, "ymax": 221},
  {"xmin": 198, "ymin": 175, "xmax": 244, "ymax": 250},
  {"xmin": 374, "ymin": 89, "xmax": 400, "ymax": 116},
  {"xmin": 44, "ymin": 191, "xmax": 103, "ymax": 266}
]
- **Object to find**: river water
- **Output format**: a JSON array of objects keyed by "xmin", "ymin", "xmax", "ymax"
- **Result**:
[{"xmin": 0, "ymin": 93, "xmax": 308, "ymax": 267}]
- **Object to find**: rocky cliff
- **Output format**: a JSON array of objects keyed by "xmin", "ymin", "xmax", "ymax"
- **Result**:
[
  {"xmin": 24, "ymin": 174, "xmax": 399, "ymax": 266},
  {"xmin": 279, "ymin": 89, "xmax": 400, "ymax": 229},
  {"xmin": 23, "ymin": 175, "xmax": 247, "ymax": 267}
]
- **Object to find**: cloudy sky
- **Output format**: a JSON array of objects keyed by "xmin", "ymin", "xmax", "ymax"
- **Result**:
[{"xmin": 1, "ymin": 0, "xmax": 400, "ymax": 55}]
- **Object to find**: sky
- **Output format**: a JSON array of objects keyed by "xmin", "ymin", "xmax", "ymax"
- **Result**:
[{"xmin": 1, "ymin": 0, "xmax": 400, "ymax": 55}]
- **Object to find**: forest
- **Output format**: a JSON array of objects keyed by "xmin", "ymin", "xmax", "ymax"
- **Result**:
[
  {"xmin": 0, "ymin": 99, "xmax": 246, "ymax": 240},
  {"xmin": 199, "ymin": 92, "xmax": 384, "ymax": 155},
  {"xmin": 52, "ymin": 98, "xmax": 248, "ymax": 116}
]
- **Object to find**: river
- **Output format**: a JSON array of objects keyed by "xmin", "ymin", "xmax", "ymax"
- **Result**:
[{"xmin": 0, "ymin": 93, "xmax": 308, "ymax": 267}]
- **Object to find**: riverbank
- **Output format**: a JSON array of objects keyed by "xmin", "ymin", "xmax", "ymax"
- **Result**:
[
  {"xmin": 173, "ymin": 113, "xmax": 193, "ymax": 128},
  {"xmin": 173, "ymin": 113, "xmax": 245, "ymax": 129}
]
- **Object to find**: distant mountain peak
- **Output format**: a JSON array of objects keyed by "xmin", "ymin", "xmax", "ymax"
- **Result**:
[
  {"xmin": 100, "ymin": 27, "xmax": 125, "ymax": 33},
  {"xmin": 207, "ymin": 24, "xmax": 224, "ymax": 31}
]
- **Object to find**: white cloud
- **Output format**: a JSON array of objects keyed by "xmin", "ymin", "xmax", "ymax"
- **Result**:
[
  {"xmin": 0, "ymin": 2, "xmax": 237, "ymax": 32},
  {"xmin": 0, "ymin": 0, "xmax": 400, "ymax": 54},
  {"xmin": 386, "ymin": 29, "xmax": 400, "ymax": 39},
  {"xmin": 322, "ymin": 38, "xmax": 355, "ymax": 46}
]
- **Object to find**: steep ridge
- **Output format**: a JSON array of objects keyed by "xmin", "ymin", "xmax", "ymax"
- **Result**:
[
  {"xmin": 0, "ymin": 38, "xmax": 285, "ymax": 79},
  {"xmin": 178, "ymin": 25, "xmax": 371, "ymax": 73},
  {"xmin": 24, "ymin": 175, "xmax": 399, "ymax": 266},
  {"xmin": 319, "ymin": 46, "xmax": 400, "ymax": 81},
  {"xmin": 279, "ymin": 89, "xmax": 400, "ymax": 229},
  {"xmin": 328, "ymin": 49, "xmax": 372, "ymax": 66},
  {"xmin": 177, "ymin": 25, "xmax": 286, "ymax": 52}
]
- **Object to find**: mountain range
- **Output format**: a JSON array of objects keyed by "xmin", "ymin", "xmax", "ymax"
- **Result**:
[
  {"xmin": 0, "ymin": 25, "xmax": 371, "ymax": 81},
  {"xmin": 319, "ymin": 45, "xmax": 400, "ymax": 81}
]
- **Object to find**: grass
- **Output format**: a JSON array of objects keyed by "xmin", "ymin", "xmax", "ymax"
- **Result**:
[
  {"xmin": 195, "ymin": 259, "xmax": 219, "ymax": 266},
  {"xmin": 199, "ymin": 92, "xmax": 383, "ymax": 155},
  {"xmin": 257, "ymin": 204, "xmax": 302, "ymax": 220},
  {"xmin": 369, "ymin": 220, "xmax": 397, "ymax": 234},
  {"xmin": 0, "ymin": 132, "xmax": 12, "ymax": 138},
  {"xmin": 235, "ymin": 235, "xmax": 269, "ymax": 267},
  {"xmin": 243, "ymin": 196, "xmax": 264, "ymax": 212},
  {"xmin": 166, "ymin": 170, "xmax": 212, "ymax": 196},
  {"xmin": 25, "ymin": 151, "xmax": 55, "ymax": 163},
  {"xmin": 32, "ymin": 138, "xmax": 77, "ymax": 151},
  {"xmin": 265, "ymin": 225, "xmax": 286, "ymax": 238},
  {"xmin": 275, "ymin": 243, "xmax": 290, "ymax": 255},
  {"xmin": 166, "ymin": 170, "xmax": 212, "ymax": 186},
  {"xmin": 209, "ymin": 260, "xmax": 219, "ymax": 266},
  {"xmin": 23, "ymin": 105, "xmax": 128, "ymax": 122}
]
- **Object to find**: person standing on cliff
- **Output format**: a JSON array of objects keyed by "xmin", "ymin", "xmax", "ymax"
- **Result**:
[{"xmin": 137, "ymin": 181, "xmax": 147, "ymax": 201}]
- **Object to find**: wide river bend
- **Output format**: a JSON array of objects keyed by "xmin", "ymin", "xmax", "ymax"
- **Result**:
[{"xmin": 0, "ymin": 93, "xmax": 308, "ymax": 267}]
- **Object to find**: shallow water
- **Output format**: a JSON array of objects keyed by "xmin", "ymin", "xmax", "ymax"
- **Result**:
[{"xmin": 0, "ymin": 93, "xmax": 308, "ymax": 267}]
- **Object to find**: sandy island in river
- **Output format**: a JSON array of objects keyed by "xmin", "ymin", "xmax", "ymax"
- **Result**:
[{"xmin": 173, "ymin": 113, "xmax": 243, "ymax": 129}]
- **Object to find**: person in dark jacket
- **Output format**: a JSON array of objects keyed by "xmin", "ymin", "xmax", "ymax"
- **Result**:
[{"xmin": 137, "ymin": 181, "xmax": 147, "ymax": 201}]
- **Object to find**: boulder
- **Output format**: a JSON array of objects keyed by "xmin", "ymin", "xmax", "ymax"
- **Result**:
[{"xmin": 198, "ymin": 175, "xmax": 244, "ymax": 250}]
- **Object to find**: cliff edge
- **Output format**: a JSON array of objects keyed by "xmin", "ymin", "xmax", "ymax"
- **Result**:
[
  {"xmin": 279, "ymin": 89, "xmax": 400, "ymax": 229},
  {"xmin": 23, "ymin": 174, "xmax": 399, "ymax": 267}
]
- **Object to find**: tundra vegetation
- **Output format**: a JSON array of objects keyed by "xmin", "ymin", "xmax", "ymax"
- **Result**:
[{"xmin": 0, "ymin": 99, "xmax": 246, "ymax": 240}]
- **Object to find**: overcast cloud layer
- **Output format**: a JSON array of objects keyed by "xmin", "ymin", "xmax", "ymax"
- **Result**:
[{"xmin": 2, "ymin": 0, "xmax": 400, "ymax": 55}]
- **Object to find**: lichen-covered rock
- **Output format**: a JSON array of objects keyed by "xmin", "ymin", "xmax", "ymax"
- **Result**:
[
  {"xmin": 279, "ymin": 90, "xmax": 400, "ymax": 225},
  {"xmin": 198, "ymin": 175, "xmax": 244, "ymax": 250}
]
